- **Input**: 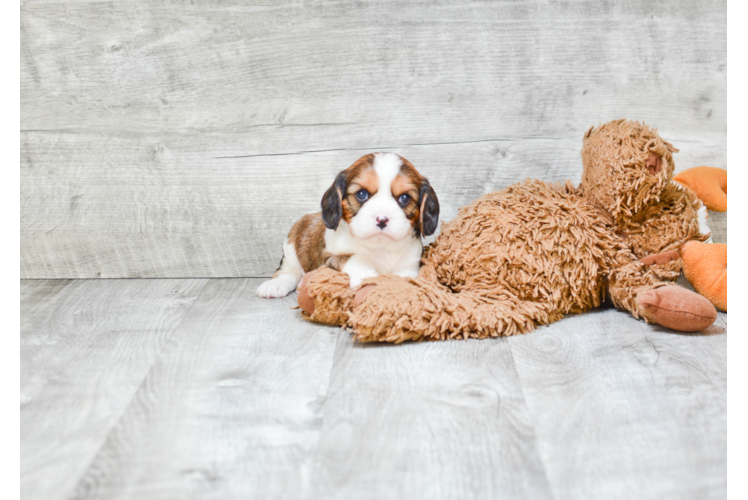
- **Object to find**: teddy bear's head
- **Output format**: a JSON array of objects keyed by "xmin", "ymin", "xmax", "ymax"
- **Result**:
[{"xmin": 580, "ymin": 119, "xmax": 678, "ymax": 219}]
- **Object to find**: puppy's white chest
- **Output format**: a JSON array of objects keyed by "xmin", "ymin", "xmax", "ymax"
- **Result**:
[
  {"xmin": 324, "ymin": 222, "xmax": 422, "ymax": 275},
  {"xmin": 364, "ymin": 243, "xmax": 419, "ymax": 274}
]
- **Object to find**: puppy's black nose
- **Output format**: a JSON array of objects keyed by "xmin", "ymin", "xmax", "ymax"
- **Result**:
[{"xmin": 376, "ymin": 217, "xmax": 389, "ymax": 229}]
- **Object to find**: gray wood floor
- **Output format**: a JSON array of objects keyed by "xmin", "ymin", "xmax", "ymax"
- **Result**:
[{"xmin": 20, "ymin": 278, "xmax": 727, "ymax": 500}]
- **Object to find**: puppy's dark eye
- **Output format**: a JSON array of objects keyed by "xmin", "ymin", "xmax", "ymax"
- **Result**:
[
  {"xmin": 397, "ymin": 193, "xmax": 410, "ymax": 207},
  {"xmin": 355, "ymin": 189, "xmax": 369, "ymax": 202}
]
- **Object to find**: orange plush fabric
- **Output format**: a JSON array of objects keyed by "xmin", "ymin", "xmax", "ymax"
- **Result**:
[
  {"xmin": 681, "ymin": 241, "xmax": 727, "ymax": 311},
  {"xmin": 673, "ymin": 167, "xmax": 727, "ymax": 212}
]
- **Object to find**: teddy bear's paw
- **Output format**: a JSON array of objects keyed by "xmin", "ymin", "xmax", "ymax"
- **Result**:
[
  {"xmin": 296, "ymin": 267, "xmax": 356, "ymax": 326},
  {"xmin": 638, "ymin": 285, "xmax": 717, "ymax": 332},
  {"xmin": 297, "ymin": 270, "xmax": 320, "ymax": 315},
  {"xmin": 353, "ymin": 284, "xmax": 377, "ymax": 308},
  {"xmin": 638, "ymin": 249, "xmax": 680, "ymax": 266}
]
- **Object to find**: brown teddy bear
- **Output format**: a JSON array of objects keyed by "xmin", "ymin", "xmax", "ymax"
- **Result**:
[{"xmin": 295, "ymin": 119, "xmax": 725, "ymax": 342}]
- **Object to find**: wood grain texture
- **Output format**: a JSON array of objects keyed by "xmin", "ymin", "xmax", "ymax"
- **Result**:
[
  {"xmin": 20, "ymin": 0, "xmax": 726, "ymax": 278},
  {"xmin": 708, "ymin": 211, "xmax": 726, "ymax": 244},
  {"xmin": 20, "ymin": 278, "xmax": 207, "ymax": 500},
  {"xmin": 508, "ymin": 308, "xmax": 727, "ymax": 499},
  {"xmin": 308, "ymin": 334, "xmax": 552, "ymax": 499},
  {"xmin": 20, "ymin": 131, "xmax": 726, "ymax": 278},
  {"xmin": 68, "ymin": 278, "xmax": 339, "ymax": 500},
  {"xmin": 20, "ymin": 278, "xmax": 726, "ymax": 499},
  {"xmin": 724, "ymin": 0, "xmax": 748, "ymax": 132}
]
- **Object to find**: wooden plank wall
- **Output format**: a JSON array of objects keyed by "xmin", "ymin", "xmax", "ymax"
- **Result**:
[
  {"xmin": 21, "ymin": 0, "xmax": 727, "ymax": 278},
  {"xmin": 725, "ymin": 0, "xmax": 748, "ymax": 170}
]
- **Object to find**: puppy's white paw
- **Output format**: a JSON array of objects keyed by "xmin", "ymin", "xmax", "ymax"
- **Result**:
[
  {"xmin": 347, "ymin": 269, "xmax": 378, "ymax": 289},
  {"xmin": 256, "ymin": 276, "xmax": 298, "ymax": 298},
  {"xmin": 394, "ymin": 268, "xmax": 419, "ymax": 280}
]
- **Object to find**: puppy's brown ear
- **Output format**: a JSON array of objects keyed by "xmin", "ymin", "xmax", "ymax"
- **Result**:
[
  {"xmin": 419, "ymin": 178, "xmax": 439, "ymax": 236},
  {"xmin": 321, "ymin": 173, "xmax": 346, "ymax": 230}
]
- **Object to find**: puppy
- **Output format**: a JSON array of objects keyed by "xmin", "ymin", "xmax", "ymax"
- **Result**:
[{"xmin": 257, "ymin": 152, "xmax": 439, "ymax": 298}]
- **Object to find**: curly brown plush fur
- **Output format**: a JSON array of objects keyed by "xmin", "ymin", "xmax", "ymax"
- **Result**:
[
  {"xmin": 299, "ymin": 119, "xmax": 718, "ymax": 342},
  {"xmin": 581, "ymin": 120, "xmax": 708, "ymax": 257}
]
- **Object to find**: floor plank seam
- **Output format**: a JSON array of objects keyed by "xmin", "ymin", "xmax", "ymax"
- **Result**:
[
  {"xmin": 302, "ymin": 328, "xmax": 346, "ymax": 499},
  {"xmin": 505, "ymin": 340, "xmax": 557, "ymax": 500},
  {"xmin": 60, "ymin": 278, "xmax": 211, "ymax": 500}
]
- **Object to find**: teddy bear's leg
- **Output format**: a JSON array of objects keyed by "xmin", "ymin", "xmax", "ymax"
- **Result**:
[
  {"xmin": 681, "ymin": 240, "xmax": 727, "ymax": 311},
  {"xmin": 608, "ymin": 260, "xmax": 717, "ymax": 331},
  {"xmin": 297, "ymin": 265, "xmax": 558, "ymax": 342},
  {"xmin": 673, "ymin": 166, "xmax": 727, "ymax": 212},
  {"xmin": 346, "ymin": 273, "xmax": 559, "ymax": 343}
]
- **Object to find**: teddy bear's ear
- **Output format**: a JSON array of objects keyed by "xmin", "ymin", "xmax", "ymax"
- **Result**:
[
  {"xmin": 419, "ymin": 178, "xmax": 440, "ymax": 237},
  {"xmin": 321, "ymin": 173, "xmax": 346, "ymax": 230}
]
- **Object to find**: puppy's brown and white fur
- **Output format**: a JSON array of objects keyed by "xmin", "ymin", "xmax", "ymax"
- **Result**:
[{"xmin": 257, "ymin": 152, "xmax": 439, "ymax": 298}]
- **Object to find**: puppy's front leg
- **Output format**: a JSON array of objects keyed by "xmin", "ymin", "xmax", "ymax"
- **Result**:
[
  {"xmin": 393, "ymin": 268, "xmax": 419, "ymax": 280},
  {"xmin": 392, "ymin": 244, "xmax": 423, "ymax": 280},
  {"xmin": 342, "ymin": 254, "xmax": 378, "ymax": 288}
]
